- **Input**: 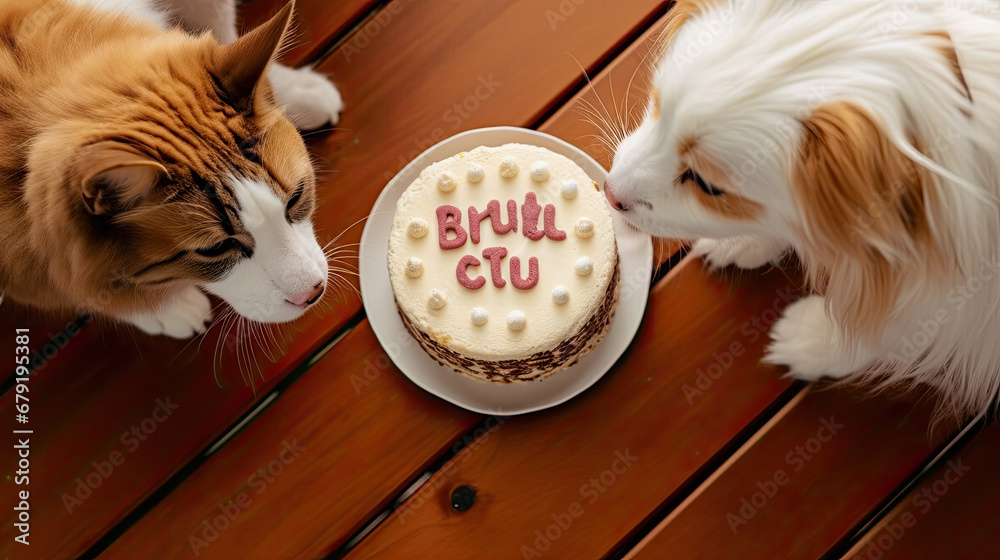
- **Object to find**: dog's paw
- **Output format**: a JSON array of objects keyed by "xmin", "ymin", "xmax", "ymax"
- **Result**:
[
  {"xmin": 124, "ymin": 286, "xmax": 213, "ymax": 339},
  {"xmin": 762, "ymin": 295, "xmax": 864, "ymax": 381},
  {"xmin": 269, "ymin": 63, "xmax": 344, "ymax": 130},
  {"xmin": 692, "ymin": 236, "xmax": 788, "ymax": 270}
]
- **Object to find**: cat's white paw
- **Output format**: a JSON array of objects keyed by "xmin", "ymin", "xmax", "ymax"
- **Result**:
[
  {"xmin": 763, "ymin": 295, "xmax": 865, "ymax": 381},
  {"xmin": 692, "ymin": 236, "xmax": 788, "ymax": 270},
  {"xmin": 269, "ymin": 63, "xmax": 344, "ymax": 130},
  {"xmin": 125, "ymin": 286, "xmax": 213, "ymax": 339}
]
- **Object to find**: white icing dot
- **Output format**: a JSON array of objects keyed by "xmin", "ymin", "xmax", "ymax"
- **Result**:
[
  {"xmin": 552, "ymin": 285, "xmax": 570, "ymax": 304},
  {"xmin": 575, "ymin": 257, "xmax": 593, "ymax": 276},
  {"xmin": 471, "ymin": 307, "xmax": 489, "ymax": 326},
  {"xmin": 499, "ymin": 158, "xmax": 519, "ymax": 178},
  {"xmin": 575, "ymin": 217, "xmax": 595, "ymax": 238},
  {"xmin": 507, "ymin": 310, "xmax": 526, "ymax": 331},
  {"xmin": 405, "ymin": 257, "xmax": 424, "ymax": 278},
  {"xmin": 561, "ymin": 180, "xmax": 578, "ymax": 199},
  {"xmin": 407, "ymin": 218, "xmax": 429, "ymax": 238},
  {"xmin": 530, "ymin": 161, "xmax": 550, "ymax": 181},
  {"xmin": 467, "ymin": 164, "xmax": 484, "ymax": 183},
  {"xmin": 428, "ymin": 289, "xmax": 447, "ymax": 310},
  {"xmin": 437, "ymin": 172, "xmax": 457, "ymax": 192}
]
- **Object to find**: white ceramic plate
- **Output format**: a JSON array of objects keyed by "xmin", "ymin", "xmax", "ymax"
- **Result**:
[{"xmin": 359, "ymin": 127, "xmax": 653, "ymax": 415}]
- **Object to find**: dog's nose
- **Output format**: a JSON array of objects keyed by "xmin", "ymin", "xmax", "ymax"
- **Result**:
[
  {"xmin": 604, "ymin": 180, "xmax": 629, "ymax": 211},
  {"xmin": 287, "ymin": 283, "xmax": 324, "ymax": 308}
]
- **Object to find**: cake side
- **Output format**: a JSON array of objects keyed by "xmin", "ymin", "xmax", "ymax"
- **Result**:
[{"xmin": 399, "ymin": 254, "xmax": 620, "ymax": 383}]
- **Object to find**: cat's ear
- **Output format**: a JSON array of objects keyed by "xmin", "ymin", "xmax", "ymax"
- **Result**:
[
  {"xmin": 77, "ymin": 142, "xmax": 167, "ymax": 215},
  {"xmin": 212, "ymin": 1, "xmax": 294, "ymax": 101}
]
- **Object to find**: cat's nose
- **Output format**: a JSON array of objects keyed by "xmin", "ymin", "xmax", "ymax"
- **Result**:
[
  {"xmin": 604, "ymin": 180, "xmax": 629, "ymax": 211},
  {"xmin": 287, "ymin": 283, "xmax": 325, "ymax": 308}
]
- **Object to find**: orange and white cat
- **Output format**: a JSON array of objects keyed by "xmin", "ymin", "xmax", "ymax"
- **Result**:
[{"xmin": 0, "ymin": 0, "xmax": 341, "ymax": 338}]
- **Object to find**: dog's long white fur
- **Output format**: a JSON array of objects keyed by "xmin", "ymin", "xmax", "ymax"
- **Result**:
[{"xmin": 608, "ymin": 0, "xmax": 1000, "ymax": 416}]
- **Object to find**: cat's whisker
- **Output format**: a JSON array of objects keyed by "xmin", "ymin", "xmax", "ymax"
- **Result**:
[
  {"xmin": 213, "ymin": 311, "xmax": 240, "ymax": 388},
  {"xmin": 318, "ymin": 213, "xmax": 392, "ymax": 250}
]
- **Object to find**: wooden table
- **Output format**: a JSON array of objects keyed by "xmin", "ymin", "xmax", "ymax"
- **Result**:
[{"xmin": 2, "ymin": 1, "xmax": 995, "ymax": 558}]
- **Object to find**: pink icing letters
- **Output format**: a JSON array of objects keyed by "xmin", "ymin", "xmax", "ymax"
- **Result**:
[
  {"xmin": 505, "ymin": 200, "xmax": 519, "ymax": 234},
  {"xmin": 437, "ymin": 205, "xmax": 467, "ymax": 250},
  {"xmin": 510, "ymin": 256, "xmax": 539, "ymax": 290},
  {"xmin": 468, "ymin": 200, "xmax": 518, "ymax": 243},
  {"xmin": 457, "ymin": 255, "xmax": 486, "ymax": 290},
  {"xmin": 522, "ymin": 192, "xmax": 544, "ymax": 241},
  {"xmin": 481, "ymin": 247, "xmax": 508, "ymax": 288},
  {"xmin": 542, "ymin": 205, "xmax": 567, "ymax": 240}
]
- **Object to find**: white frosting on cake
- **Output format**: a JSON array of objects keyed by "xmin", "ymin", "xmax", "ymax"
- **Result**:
[
  {"xmin": 561, "ymin": 180, "xmax": 578, "ymax": 199},
  {"xmin": 530, "ymin": 161, "xmax": 550, "ymax": 181},
  {"xmin": 388, "ymin": 144, "xmax": 616, "ymax": 362},
  {"xmin": 428, "ymin": 288, "xmax": 447, "ymax": 309}
]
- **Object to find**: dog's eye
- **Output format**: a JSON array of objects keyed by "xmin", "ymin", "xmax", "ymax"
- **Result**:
[
  {"xmin": 196, "ymin": 238, "xmax": 238, "ymax": 257},
  {"xmin": 682, "ymin": 169, "xmax": 725, "ymax": 196}
]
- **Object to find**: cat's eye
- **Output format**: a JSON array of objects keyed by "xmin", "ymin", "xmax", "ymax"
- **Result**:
[
  {"xmin": 285, "ymin": 182, "xmax": 311, "ymax": 223},
  {"xmin": 286, "ymin": 187, "xmax": 303, "ymax": 212},
  {"xmin": 681, "ymin": 169, "xmax": 725, "ymax": 197},
  {"xmin": 195, "ymin": 238, "xmax": 238, "ymax": 258}
]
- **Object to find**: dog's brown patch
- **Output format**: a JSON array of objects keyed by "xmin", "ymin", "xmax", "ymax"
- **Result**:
[
  {"xmin": 678, "ymin": 138, "xmax": 763, "ymax": 221},
  {"xmin": 794, "ymin": 101, "xmax": 943, "ymax": 335}
]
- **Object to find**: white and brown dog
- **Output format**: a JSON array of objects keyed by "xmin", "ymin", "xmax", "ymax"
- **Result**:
[{"xmin": 605, "ymin": 0, "xmax": 1000, "ymax": 417}]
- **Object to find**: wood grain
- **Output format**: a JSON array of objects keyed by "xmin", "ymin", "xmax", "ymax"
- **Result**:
[
  {"xmin": 0, "ymin": 0, "xmax": 668, "ymax": 557},
  {"xmin": 99, "ymin": 320, "xmax": 478, "ymax": 559},
  {"xmin": 841, "ymin": 420, "xmax": 998, "ymax": 560},
  {"xmin": 624, "ymin": 386, "xmax": 955, "ymax": 560},
  {"xmin": 345, "ymin": 258, "xmax": 797, "ymax": 560}
]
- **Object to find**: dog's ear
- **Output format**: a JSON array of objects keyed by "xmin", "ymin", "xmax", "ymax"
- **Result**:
[{"xmin": 793, "ymin": 101, "xmax": 938, "ymax": 334}]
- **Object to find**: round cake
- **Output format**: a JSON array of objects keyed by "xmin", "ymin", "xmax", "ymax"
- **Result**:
[{"xmin": 387, "ymin": 143, "xmax": 619, "ymax": 383}]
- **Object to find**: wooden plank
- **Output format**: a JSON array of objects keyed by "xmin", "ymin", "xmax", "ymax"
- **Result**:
[
  {"xmin": 0, "ymin": 0, "xmax": 668, "ymax": 558},
  {"xmin": 240, "ymin": 0, "xmax": 379, "ymax": 67},
  {"xmin": 624, "ymin": 387, "xmax": 955, "ymax": 560},
  {"xmin": 841, "ymin": 420, "xmax": 999, "ymax": 560},
  {"xmin": 345, "ymin": 258, "xmax": 797, "ymax": 559},
  {"xmin": 0, "ymin": 306, "xmax": 79, "ymax": 384},
  {"xmin": 0, "ymin": 315, "xmax": 329, "ymax": 560},
  {"xmin": 99, "ymin": 320, "xmax": 479, "ymax": 559}
]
